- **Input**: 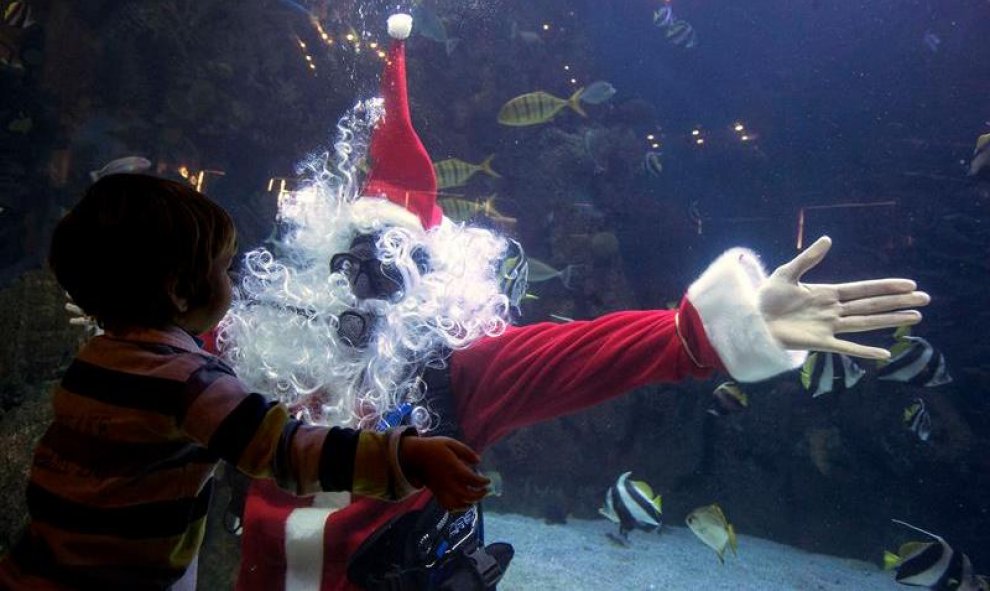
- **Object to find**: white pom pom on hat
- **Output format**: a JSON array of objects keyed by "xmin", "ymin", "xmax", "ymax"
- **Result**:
[{"xmin": 387, "ymin": 13, "xmax": 412, "ymax": 40}]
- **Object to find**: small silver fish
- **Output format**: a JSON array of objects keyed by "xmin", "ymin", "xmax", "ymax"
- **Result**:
[
  {"xmin": 89, "ymin": 156, "xmax": 153, "ymax": 181},
  {"xmin": 643, "ymin": 151, "xmax": 663, "ymax": 177},
  {"xmin": 579, "ymin": 81, "xmax": 617, "ymax": 105},
  {"xmin": 411, "ymin": 3, "xmax": 459, "ymax": 55},
  {"xmin": 527, "ymin": 259, "xmax": 576, "ymax": 288},
  {"xmin": 510, "ymin": 21, "xmax": 543, "ymax": 45}
]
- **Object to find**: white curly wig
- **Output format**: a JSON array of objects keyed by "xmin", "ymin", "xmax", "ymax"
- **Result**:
[{"xmin": 218, "ymin": 100, "xmax": 512, "ymax": 430}]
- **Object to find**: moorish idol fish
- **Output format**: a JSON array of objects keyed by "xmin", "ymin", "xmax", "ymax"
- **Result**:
[
  {"xmin": 598, "ymin": 471, "xmax": 663, "ymax": 542},
  {"xmin": 885, "ymin": 520, "xmax": 989, "ymax": 590},
  {"xmin": 903, "ymin": 398, "xmax": 932, "ymax": 442},
  {"xmin": 800, "ymin": 351, "xmax": 865, "ymax": 397},
  {"xmin": 877, "ymin": 335, "xmax": 952, "ymax": 388}
]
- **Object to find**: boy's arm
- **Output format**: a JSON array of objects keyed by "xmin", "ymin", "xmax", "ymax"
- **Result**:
[{"xmin": 178, "ymin": 362, "xmax": 418, "ymax": 497}]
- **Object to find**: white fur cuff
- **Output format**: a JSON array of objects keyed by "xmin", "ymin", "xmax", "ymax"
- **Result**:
[{"xmin": 686, "ymin": 248, "xmax": 807, "ymax": 382}]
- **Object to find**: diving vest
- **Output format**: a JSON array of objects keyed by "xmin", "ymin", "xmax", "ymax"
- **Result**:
[{"xmin": 346, "ymin": 364, "xmax": 514, "ymax": 591}]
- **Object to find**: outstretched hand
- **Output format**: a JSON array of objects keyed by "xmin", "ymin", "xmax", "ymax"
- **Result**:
[
  {"xmin": 65, "ymin": 299, "xmax": 103, "ymax": 336},
  {"xmin": 399, "ymin": 435, "xmax": 490, "ymax": 512},
  {"xmin": 758, "ymin": 236, "xmax": 930, "ymax": 360}
]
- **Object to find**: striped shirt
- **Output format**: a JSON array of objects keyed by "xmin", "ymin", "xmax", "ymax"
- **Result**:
[{"xmin": 0, "ymin": 326, "xmax": 415, "ymax": 590}]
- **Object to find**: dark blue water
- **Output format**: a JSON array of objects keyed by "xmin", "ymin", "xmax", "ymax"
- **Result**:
[{"xmin": 1, "ymin": 0, "xmax": 988, "ymax": 583}]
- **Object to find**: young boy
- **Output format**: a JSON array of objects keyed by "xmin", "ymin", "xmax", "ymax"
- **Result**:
[{"xmin": 0, "ymin": 173, "xmax": 490, "ymax": 590}]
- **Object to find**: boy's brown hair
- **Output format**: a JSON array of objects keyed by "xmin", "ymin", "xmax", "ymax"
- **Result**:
[{"xmin": 50, "ymin": 174, "xmax": 236, "ymax": 331}]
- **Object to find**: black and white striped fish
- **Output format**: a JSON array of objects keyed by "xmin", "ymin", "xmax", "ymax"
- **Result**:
[
  {"xmin": 877, "ymin": 336, "xmax": 952, "ymax": 388},
  {"xmin": 800, "ymin": 352, "xmax": 865, "ymax": 397},
  {"xmin": 598, "ymin": 471, "xmax": 663, "ymax": 542},
  {"xmin": 885, "ymin": 520, "xmax": 989, "ymax": 590},
  {"xmin": 903, "ymin": 398, "xmax": 932, "ymax": 442}
]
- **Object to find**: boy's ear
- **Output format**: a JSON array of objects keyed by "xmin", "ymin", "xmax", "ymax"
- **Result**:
[{"xmin": 166, "ymin": 276, "xmax": 190, "ymax": 313}]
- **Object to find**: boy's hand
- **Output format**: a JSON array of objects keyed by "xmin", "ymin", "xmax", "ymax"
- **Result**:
[{"xmin": 399, "ymin": 435, "xmax": 490, "ymax": 511}]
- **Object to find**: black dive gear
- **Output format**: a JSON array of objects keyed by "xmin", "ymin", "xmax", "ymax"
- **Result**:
[
  {"xmin": 330, "ymin": 233, "xmax": 430, "ymax": 302},
  {"xmin": 337, "ymin": 309, "xmax": 378, "ymax": 349},
  {"xmin": 347, "ymin": 366, "xmax": 514, "ymax": 590},
  {"xmin": 347, "ymin": 501, "xmax": 513, "ymax": 591},
  {"xmin": 331, "ymin": 233, "xmax": 431, "ymax": 349}
]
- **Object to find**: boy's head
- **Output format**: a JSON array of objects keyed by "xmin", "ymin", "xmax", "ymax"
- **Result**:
[{"xmin": 50, "ymin": 174, "xmax": 237, "ymax": 333}]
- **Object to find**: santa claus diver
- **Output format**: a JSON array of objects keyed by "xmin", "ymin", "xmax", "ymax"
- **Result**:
[{"xmin": 220, "ymin": 12, "xmax": 930, "ymax": 591}]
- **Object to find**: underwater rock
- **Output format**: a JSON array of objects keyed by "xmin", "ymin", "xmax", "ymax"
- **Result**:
[{"xmin": 590, "ymin": 231, "xmax": 620, "ymax": 264}]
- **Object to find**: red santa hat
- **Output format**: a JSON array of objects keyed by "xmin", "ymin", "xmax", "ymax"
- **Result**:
[{"xmin": 360, "ymin": 13, "xmax": 443, "ymax": 230}]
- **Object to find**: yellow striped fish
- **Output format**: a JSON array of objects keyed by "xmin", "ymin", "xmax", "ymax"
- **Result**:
[
  {"xmin": 433, "ymin": 155, "xmax": 500, "ymax": 189},
  {"xmin": 439, "ymin": 195, "xmax": 516, "ymax": 224},
  {"xmin": 497, "ymin": 89, "xmax": 587, "ymax": 127}
]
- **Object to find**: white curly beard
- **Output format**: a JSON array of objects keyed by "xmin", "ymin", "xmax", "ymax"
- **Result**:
[{"xmin": 217, "ymin": 100, "xmax": 512, "ymax": 430}]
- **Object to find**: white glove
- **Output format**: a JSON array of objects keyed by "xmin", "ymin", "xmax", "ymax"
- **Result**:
[
  {"xmin": 65, "ymin": 300, "xmax": 103, "ymax": 336},
  {"xmin": 758, "ymin": 236, "xmax": 929, "ymax": 360}
]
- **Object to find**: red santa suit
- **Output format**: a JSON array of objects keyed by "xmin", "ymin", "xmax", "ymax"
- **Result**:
[{"xmin": 234, "ymin": 13, "xmax": 805, "ymax": 591}]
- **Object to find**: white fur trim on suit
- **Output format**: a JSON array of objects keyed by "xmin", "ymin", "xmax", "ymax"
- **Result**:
[{"xmin": 686, "ymin": 248, "xmax": 807, "ymax": 382}]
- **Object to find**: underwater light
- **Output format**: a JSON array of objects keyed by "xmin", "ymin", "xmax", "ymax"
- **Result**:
[
  {"xmin": 377, "ymin": 50, "xmax": 386, "ymax": 59},
  {"xmin": 741, "ymin": 135, "xmax": 750, "ymax": 141},
  {"xmin": 178, "ymin": 165, "xmax": 190, "ymax": 179},
  {"xmin": 696, "ymin": 138, "xmax": 704, "ymax": 145},
  {"xmin": 543, "ymin": 23, "xmax": 551, "ymax": 31},
  {"xmin": 564, "ymin": 65, "xmax": 570, "ymax": 71},
  {"xmin": 647, "ymin": 134, "xmax": 655, "ymax": 140},
  {"xmin": 734, "ymin": 123, "xmax": 744, "ymax": 132},
  {"xmin": 570, "ymin": 78, "xmax": 577, "ymax": 84},
  {"xmin": 346, "ymin": 33, "xmax": 355, "ymax": 41},
  {"xmin": 692, "ymin": 129, "xmax": 700, "ymax": 136},
  {"xmin": 369, "ymin": 42, "xmax": 378, "ymax": 49},
  {"xmin": 652, "ymin": 143, "xmax": 660, "ymax": 149}
]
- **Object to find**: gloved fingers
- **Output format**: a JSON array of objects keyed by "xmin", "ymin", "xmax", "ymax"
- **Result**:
[
  {"xmin": 839, "ymin": 292, "xmax": 930, "ymax": 316},
  {"xmin": 65, "ymin": 302, "xmax": 84, "ymax": 315},
  {"xmin": 821, "ymin": 337, "xmax": 892, "ymax": 360},
  {"xmin": 828, "ymin": 278, "xmax": 918, "ymax": 301},
  {"xmin": 774, "ymin": 236, "xmax": 832, "ymax": 282},
  {"xmin": 835, "ymin": 310, "xmax": 923, "ymax": 334},
  {"xmin": 438, "ymin": 484, "xmax": 485, "ymax": 512},
  {"xmin": 446, "ymin": 438, "xmax": 482, "ymax": 466},
  {"xmin": 68, "ymin": 317, "xmax": 91, "ymax": 326},
  {"xmin": 448, "ymin": 460, "xmax": 490, "ymax": 489},
  {"xmin": 462, "ymin": 485, "xmax": 488, "ymax": 505}
]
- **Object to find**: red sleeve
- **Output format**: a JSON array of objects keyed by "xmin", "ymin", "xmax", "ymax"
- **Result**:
[{"xmin": 450, "ymin": 303, "xmax": 723, "ymax": 450}]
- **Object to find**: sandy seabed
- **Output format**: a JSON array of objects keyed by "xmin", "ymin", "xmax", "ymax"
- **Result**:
[{"xmin": 486, "ymin": 512, "xmax": 900, "ymax": 591}]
